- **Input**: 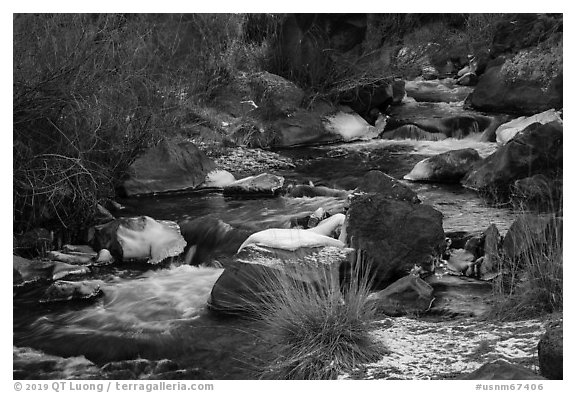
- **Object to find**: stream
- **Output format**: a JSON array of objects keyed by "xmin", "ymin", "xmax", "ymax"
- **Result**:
[{"xmin": 13, "ymin": 103, "xmax": 523, "ymax": 380}]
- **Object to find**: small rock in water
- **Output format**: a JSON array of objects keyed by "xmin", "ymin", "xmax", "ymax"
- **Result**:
[{"xmin": 40, "ymin": 280, "xmax": 103, "ymax": 303}]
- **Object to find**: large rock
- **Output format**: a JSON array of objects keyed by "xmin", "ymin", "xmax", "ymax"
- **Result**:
[
  {"xmin": 367, "ymin": 274, "xmax": 434, "ymax": 316},
  {"xmin": 337, "ymin": 80, "xmax": 394, "ymax": 119},
  {"xmin": 538, "ymin": 319, "xmax": 563, "ymax": 380},
  {"xmin": 122, "ymin": 139, "xmax": 216, "ymax": 196},
  {"xmin": 345, "ymin": 194, "xmax": 445, "ymax": 288},
  {"xmin": 322, "ymin": 110, "xmax": 381, "ymax": 141},
  {"xmin": 459, "ymin": 359, "xmax": 546, "ymax": 380},
  {"xmin": 248, "ymin": 71, "xmax": 305, "ymax": 117},
  {"xmin": 466, "ymin": 62, "xmax": 562, "ymax": 116},
  {"xmin": 208, "ymin": 246, "xmax": 352, "ymax": 314},
  {"xmin": 93, "ymin": 216, "xmax": 186, "ymax": 264},
  {"xmin": 495, "ymin": 109, "xmax": 563, "ymax": 145},
  {"xmin": 512, "ymin": 174, "xmax": 562, "ymax": 205},
  {"xmin": 356, "ymin": 170, "xmax": 420, "ymax": 204},
  {"xmin": 223, "ymin": 173, "xmax": 285, "ymax": 197},
  {"xmin": 178, "ymin": 217, "xmax": 252, "ymax": 266},
  {"xmin": 237, "ymin": 228, "xmax": 345, "ymax": 253},
  {"xmin": 404, "ymin": 148, "xmax": 481, "ymax": 183},
  {"xmin": 462, "ymin": 121, "xmax": 562, "ymax": 195}
]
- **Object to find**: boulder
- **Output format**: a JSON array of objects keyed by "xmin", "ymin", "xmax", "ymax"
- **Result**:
[
  {"xmin": 223, "ymin": 173, "xmax": 285, "ymax": 197},
  {"xmin": 459, "ymin": 359, "xmax": 546, "ymax": 380},
  {"xmin": 178, "ymin": 217, "xmax": 252, "ymax": 266},
  {"xmin": 93, "ymin": 216, "xmax": 186, "ymax": 264},
  {"xmin": 286, "ymin": 184, "xmax": 349, "ymax": 198},
  {"xmin": 208, "ymin": 246, "xmax": 352, "ymax": 314},
  {"xmin": 462, "ymin": 121, "xmax": 563, "ymax": 195},
  {"xmin": 495, "ymin": 109, "xmax": 563, "ymax": 145},
  {"xmin": 538, "ymin": 319, "xmax": 563, "ymax": 380},
  {"xmin": 356, "ymin": 170, "xmax": 420, "ymax": 204},
  {"xmin": 270, "ymin": 110, "xmax": 336, "ymax": 147},
  {"xmin": 404, "ymin": 78, "xmax": 474, "ymax": 103},
  {"xmin": 248, "ymin": 71, "xmax": 305, "ymax": 117},
  {"xmin": 345, "ymin": 194, "xmax": 445, "ymax": 288},
  {"xmin": 367, "ymin": 275, "xmax": 434, "ymax": 316},
  {"xmin": 404, "ymin": 148, "xmax": 481, "ymax": 183},
  {"xmin": 446, "ymin": 249, "xmax": 477, "ymax": 276},
  {"xmin": 40, "ymin": 280, "xmax": 103, "ymax": 303},
  {"xmin": 466, "ymin": 62, "xmax": 562, "ymax": 116},
  {"xmin": 337, "ymin": 80, "xmax": 394, "ymax": 118},
  {"xmin": 424, "ymin": 274, "xmax": 492, "ymax": 317},
  {"xmin": 47, "ymin": 251, "xmax": 94, "ymax": 265},
  {"xmin": 122, "ymin": 139, "xmax": 216, "ymax": 196},
  {"xmin": 237, "ymin": 228, "xmax": 345, "ymax": 253}
]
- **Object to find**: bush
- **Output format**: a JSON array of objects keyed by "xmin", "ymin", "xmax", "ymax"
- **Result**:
[
  {"xmin": 252, "ymin": 257, "xmax": 385, "ymax": 380},
  {"xmin": 13, "ymin": 14, "xmax": 259, "ymax": 238},
  {"xmin": 490, "ymin": 205, "xmax": 563, "ymax": 321}
]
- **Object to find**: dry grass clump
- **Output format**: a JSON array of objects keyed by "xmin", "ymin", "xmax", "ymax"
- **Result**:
[{"xmin": 251, "ymin": 259, "xmax": 385, "ymax": 380}]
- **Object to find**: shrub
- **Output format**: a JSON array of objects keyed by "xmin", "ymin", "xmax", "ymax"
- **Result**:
[
  {"xmin": 251, "ymin": 257, "xmax": 385, "ymax": 380},
  {"xmin": 490, "ymin": 204, "xmax": 563, "ymax": 321}
]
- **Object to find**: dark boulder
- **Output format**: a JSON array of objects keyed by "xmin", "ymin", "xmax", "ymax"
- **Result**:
[
  {"xmin": 512, "ymin": 174, "xmax": 562, "ymax": 206},
  {"xmin": 178, "ymin": 217, "xmax": 252, "ymax": 266},
  {"xmin": 466, "ymin": 62, "xmax": 563, "ymax": 116},
  {"xmin": 223, "ymin": 173, "xmax": 285, "ymax": 197},
  {"xmin": 345, "ymin": 194, "xmax": 445, "ymax": 288},
  {"xmin": 13, "ymin": 255, "xmax": 90, "ymax": 286},
  {"xmin": 208, "ymin": 246, "xmax": 351, "ymax": 314},
  {"xmin": 248, "ymin": 71, "xmax": 305, "ymax": 118},
  {"xmin": 404, "ymin": 148, "xmax": 481, "ymax": 183},
  {"xmin": 459, "ymin": 359, "xmax": 546, "ymax": 380},
  {"xmin": 338, "ymin": 80, "xmax": 394, "ymax": 119},
  {"xmin": 462, "ymin": 121, "xmax": 562, "ymax": 195},
  {"xmin": 502, "ymin": 214, "xmax": 562, "ymax": 262},
  {"xmin": 367, "ymin": 274, "xmax": 434, "ymax": 316},
  {"xmin": 121, "ymin": 139, "xmax": 216, "ymax": 196},
  {"xmin": 356, "ymin": 170, "xmax": 420, "ymax": 204},
  {"xmin": 269, "ymin": 110, "xmax": 338, "ymax": 147},
  {"xmin": 538, "ymin": 319, "xmax": 563, "ymax": 380},
  {"xmin": 424, "ymin": 274, "xmax": 492, "ymax": 317}
]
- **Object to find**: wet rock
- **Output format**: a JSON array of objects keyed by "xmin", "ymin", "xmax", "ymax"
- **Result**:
[
  {"xmin": 495, "ymin": 109, "xmax": 563, "ymax": 145},
  {"xmin": 466, "ymin": 62, "xmax": 562, "ymax": 116},
  {"xmin": 237, "ymin": 228, "xmax": 345, "ymax": 253},
  {"xmin": 208, "ymin": 246, "xmax": 352, "ymax": 314},
  {"xmin": 459, "ymin": 359, "xmax": 545, "ymax": 380},
  {"xmin": 538, "ymin": 319, "xmax": 562, "ymax": 380},
  {"xmin": 462, "ymin": 122, "xmax": 562, "ymax": 196},
  {"xmin": 270, "ymin": 109, "xmax": 335, "ymax": 147},
  {"xmin": 404, "ymin": 78, "xmax": 474, "ymax": 103},
  {"xmin": 95, "ymin": 203, "xmax": 115, "ymax": 224},
  {"xmin": 380, "ymin": 124, "xmax": 447, "ymax": 141},
  {"xmin": 93, "ymin": 216, "xmax": 186, "ymax": 264},
  {"xmin": 13, "ymin": 346, "xmax": 102, "ymax": 379},
  {"xmin": 286, "ymin": 184, "xmax": 349, "ymax": 198},
  {"xmin": 338, "ymin": 79, "xmax": 394, "ymax": 118},
  {"xmin": 322, "ymin": 110, "xmax": 381, "ymax": 141},
  {"xmin": 356, "ymin": 170, "xmax": 420, "ymax": 204},
  {"xmin": 62, "ymin": 244, "xmax": 97, "ymax": 255},
  {"xmin": 404, "ymin": 148, "xmax": 481, "ymax": 183},
  {"xmin": 447, "ymin": 249, "xmax": 477, "ymax": 276},
  {"xmin": 345, "ymin": 194, "xmax": 445, "ymax": 288},
  {"xmin": 121, "ymin": 139, "xmax": 216, "ymax": 196},
  {"xmin": 424, "ymin": 274, "xmax": 492, "ymax": 317},
  {"xmin": 178, "ymin": 217, "xmax": 252, "ymax": 266},
  {"xmin": 367, "ymin": 275, "xmax": 434, "ymax": 316},
  {"xmin": 47, "ymin": 251, "xmax": 94, "ymax": 265},
  {"xmin": 223, "ymin": 173, "xmax": 284, "ymax": 197},
  {"xmin": 96, "ymin": 249, "xmax": 115, "ymax": 265},
  {"xmin": 200, "ymin": 169, "xmax": 236, "ymax": 188},
  {"xmin": 13, "ymin": 255, "xmax": 90, "ymax": 286},
  {"xmin": 40, "ymin": 280, "xmax": 103, "ymax": 303}
]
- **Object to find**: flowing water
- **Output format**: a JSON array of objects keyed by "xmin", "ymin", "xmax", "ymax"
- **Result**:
[{"xmin": 13, "ymin": 120, "xmax": 522, "ymax": 379}]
